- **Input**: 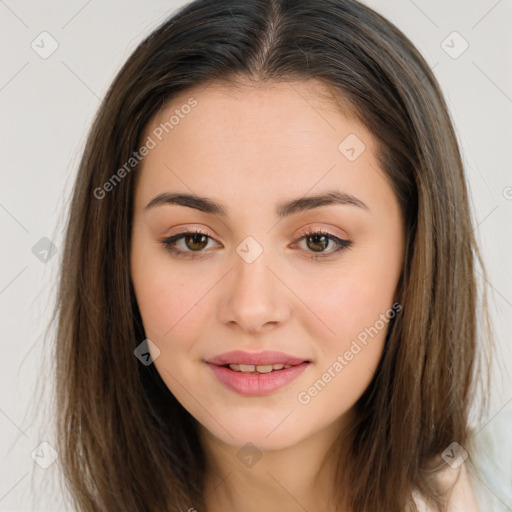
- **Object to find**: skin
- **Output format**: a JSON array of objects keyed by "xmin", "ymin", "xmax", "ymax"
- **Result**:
[{"xmin": 129, "ymin": 80, "xmax": 479, "ymax": 511}]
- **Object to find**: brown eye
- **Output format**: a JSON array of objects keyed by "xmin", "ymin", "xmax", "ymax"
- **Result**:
[
  {"xmin": 184, "ymin": 233, "xmax": 209, "ymax": 251},
  {"xmin": 306, "ymin": 234, "xmax": 329, "ymax": 252},
  {"xmin": 160, "ymin": 229, "xmax": 221, "ymax": 259},
  {"xmin": 294, "ymin": 229, "xmax": 353, "ymax": 259}
]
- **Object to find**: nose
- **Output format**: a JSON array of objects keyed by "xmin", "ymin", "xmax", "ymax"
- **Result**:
[{"xmin": 217, "ymin": 250, "xmax": 291, "ymax": 334}]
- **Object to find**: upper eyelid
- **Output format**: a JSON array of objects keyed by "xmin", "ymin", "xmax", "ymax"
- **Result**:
[
  {"xmin": 164, "ymin": 222, "xmax": 346, "ymax": 240},
  {"xmin": 164, "ymin": 228, "xmax": 345, "ymax": 243}
]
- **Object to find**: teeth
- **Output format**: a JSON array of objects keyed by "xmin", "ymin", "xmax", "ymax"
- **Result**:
[
  {"xmin": 227, "ymin": 363, "xmax": 295, "ymax": 373},
  {"xmin": 239, "ymin": 364, "xmax": 255, "ymax": 372},
  {"xmin": 255, "ymin": 364, "xmax": 273, "ymax": 373}
]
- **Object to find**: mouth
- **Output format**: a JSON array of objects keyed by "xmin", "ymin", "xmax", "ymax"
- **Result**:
[
  {"xmin": 205, "ymin": 350, "xmax": 311, "ymax": 396},
  {"xmin": 222, "ymin": 362, "xmax": 298, "ymax": 373},
  {"xmin": 219, "ymin": 361, "xmax": 309, "ymax": 374},
  {"xmin": 205, "ymin": 349, "xmax": 310, "ymax": 369}
]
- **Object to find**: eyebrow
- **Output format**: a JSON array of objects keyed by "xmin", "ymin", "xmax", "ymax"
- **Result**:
[{"xmin": 145, "ymin": 190, "xmax": 368, "ymax": 217}]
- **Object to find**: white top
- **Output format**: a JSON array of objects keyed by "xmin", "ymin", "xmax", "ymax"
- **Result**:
[
  {"xmin": 410, "ymin": 410, "xmax": 512, "ymax": 511},
  {"xmin": 470, "ymin": 409, "xmax": 512, "ymax": 511}
]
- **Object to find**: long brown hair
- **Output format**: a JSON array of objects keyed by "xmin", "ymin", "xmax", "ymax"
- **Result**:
[{"xmin": 34, "ymin": 0, "xmax": 493, "ymax": 510}]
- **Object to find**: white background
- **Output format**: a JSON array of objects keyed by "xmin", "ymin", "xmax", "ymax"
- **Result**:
[{"xmin": 1, "ymin": 0, "xmax": 511, "ymax": 510}]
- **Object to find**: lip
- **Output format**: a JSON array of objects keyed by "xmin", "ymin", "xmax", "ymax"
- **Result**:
[
  {"xmin": 205, "ymin": 350, "xmax": 310, "ymax": 396},
  {"xmin": 205, "ymin": 350, "xmax": 308, "ymax": 367}
]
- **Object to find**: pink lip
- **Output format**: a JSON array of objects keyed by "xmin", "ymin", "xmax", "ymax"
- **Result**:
[
  {"xmin": 206, "ymin": 350, "xmax": 308, "ymax": 366},
  {"xmin": 206, "ymin": 362, "xmax": 309, "ymax": 396},
  {"xmin": 205, "ymin": 350, "xmax": 310, "ymax": 396}
]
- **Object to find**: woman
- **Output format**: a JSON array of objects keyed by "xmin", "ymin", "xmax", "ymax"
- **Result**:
[{"xmin": 50, "ymin": 0, "xmax": 493, "ymax": 510}]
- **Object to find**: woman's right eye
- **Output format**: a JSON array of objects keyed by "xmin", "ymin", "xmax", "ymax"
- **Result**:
[{"xmin": 160, "ymin": 230, "xmax": 221, "ymax": 259}]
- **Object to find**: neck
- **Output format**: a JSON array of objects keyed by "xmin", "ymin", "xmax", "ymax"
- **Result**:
[{"xmin": 200, "ymin": 416, "xmax": 351, "ymax": 512}]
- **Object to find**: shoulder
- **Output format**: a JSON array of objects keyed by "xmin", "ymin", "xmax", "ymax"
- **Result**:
[
  {"xmin": 437, "ymin": 462, "xmax": 481, "ymax": 511},
  {"xmin": 414, "ymin": 463, "xmax": 481, "ymax": 512}
]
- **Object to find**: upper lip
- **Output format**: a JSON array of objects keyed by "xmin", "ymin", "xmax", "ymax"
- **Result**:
[{"xmin": 206, "ymin": 350, "xmax": 309, "ymax": 367}]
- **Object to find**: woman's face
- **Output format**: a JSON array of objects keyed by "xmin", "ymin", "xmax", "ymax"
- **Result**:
[{"xmin": 130, "ymin": 80, "xmax": 405, "ymax": 451}]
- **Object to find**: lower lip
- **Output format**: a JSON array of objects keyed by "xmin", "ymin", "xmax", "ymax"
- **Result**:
[{"xmin": 206, "ymin": 362, "xmax": 309, "ymax": 396}]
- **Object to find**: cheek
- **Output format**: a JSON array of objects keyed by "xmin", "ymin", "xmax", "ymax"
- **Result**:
[
  {"xmin": 131, "ymin": 265, "xmax": 203, "ymax": 386},
  {"xmin": 296, "ymin": 281, "xmax": 393, "ymax": 416},
  {"xmin": 302, "ymin": 246, "xmax": 401, "ymax": 398},
  {"xmin": 133, "ymin": 278, "xmax": 210, "ymax": 356},
  {"xmin": 131, "ymin": 238, "xmax": 208, "ymax": 342},
  {"xmin": 310, "ymin": 269, "xmax": 399, "ymax": 350}
]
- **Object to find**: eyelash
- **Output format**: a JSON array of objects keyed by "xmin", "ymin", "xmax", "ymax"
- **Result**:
[{"xmin": 160, "ymin": 228, "xmax": 352, "ymax": 260}]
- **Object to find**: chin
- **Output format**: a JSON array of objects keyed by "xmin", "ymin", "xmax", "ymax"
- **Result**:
[{"xmin": 201, "ymin": 415, "xmax": 310, "ymax": 452}]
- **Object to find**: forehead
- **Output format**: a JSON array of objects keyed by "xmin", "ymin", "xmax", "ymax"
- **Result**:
[{"xmin": 134, "ymin": 79, "xmax": 386, "ymax": 208}]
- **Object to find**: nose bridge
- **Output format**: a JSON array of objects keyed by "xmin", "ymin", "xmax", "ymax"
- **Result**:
[
  {"xmin": 219, "ymin": 239, "xmax": 290, "ymax": 332},
  {"xmin": 235, "ymin": 247, "xmax": 273, "ymax": 296}
]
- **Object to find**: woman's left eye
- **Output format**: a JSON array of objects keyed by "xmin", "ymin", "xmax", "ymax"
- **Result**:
[
  {"xmin": 294, "ymin": 230, "xmax": 353, "ymax": 259},
  {"xmin": 160, "ymin": 229, "xmax": 352, "ymax": 260}
]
